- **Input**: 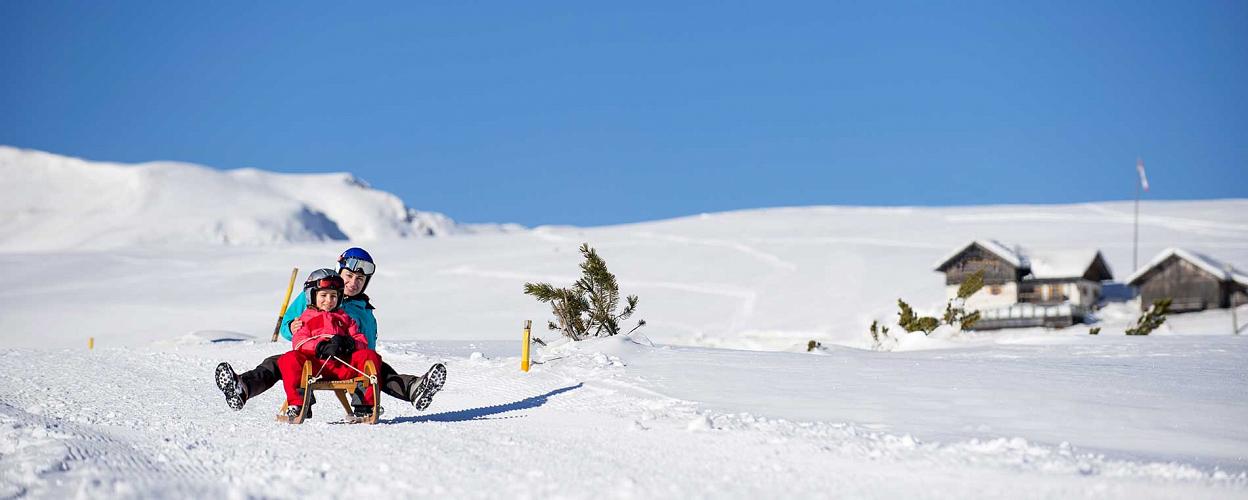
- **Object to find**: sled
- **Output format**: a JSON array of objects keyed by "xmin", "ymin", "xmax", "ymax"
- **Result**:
[{"xmin": 277, "ymin": 359, "xmax": 381, "ymax": 425}]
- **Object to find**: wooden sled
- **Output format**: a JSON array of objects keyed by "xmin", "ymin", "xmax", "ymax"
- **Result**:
[{"xmin": 277, "ymin": 359, "xmax": 380, "ymax": 425}]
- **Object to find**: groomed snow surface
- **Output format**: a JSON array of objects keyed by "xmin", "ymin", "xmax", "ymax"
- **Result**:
[
  {"xmin": 2, "ymin": 149, "xmax": 1247, "ymax": 498},
  {"xmin": 1, "ymin": 336, "xmax": 1245, "ymax": 498}
]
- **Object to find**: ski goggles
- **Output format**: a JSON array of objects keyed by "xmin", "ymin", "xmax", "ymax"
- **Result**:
[
  {"xmin": 308, "ymin": 276, "xmax": 345, "ymax": 289},
  {"xmin": 338, "ymin": 257, "xmax": 375, "ymax": 276}
]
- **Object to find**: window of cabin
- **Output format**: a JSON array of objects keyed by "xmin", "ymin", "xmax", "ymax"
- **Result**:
[{"xmin": 990, "ymin": 285, "xmax": 1002, "ymax": 295}]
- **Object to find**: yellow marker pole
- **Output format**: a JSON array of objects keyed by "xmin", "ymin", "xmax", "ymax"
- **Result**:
[
  {"xmin": 521, "ymin": 320, "xmax": 532, "ymax": 372},
  {"xmin": 270, "ymin": 267, "xmax": 300, "ymax": 342},
  {"xmin": 88, "ymin": 337, "xmax": 94, "ymax": 350}
]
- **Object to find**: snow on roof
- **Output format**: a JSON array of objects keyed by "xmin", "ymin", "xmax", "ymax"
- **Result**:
[
  {"xmin": 1126, "ymin": 248, "xmax": 1247, "ymax": 285},
  {"xmin": 1026, "ymin": 249, "xmax": 1107, "ymax": 280},
  {"xmin": 933, "ymin": 240, "xmax": 1027, "ymax": 271},
  {"xmin": 935, "ymin": 240, "xmax": 1109, "ymax": 280}
]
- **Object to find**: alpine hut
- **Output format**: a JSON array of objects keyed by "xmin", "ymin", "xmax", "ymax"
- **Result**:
[
  {"xmin": 1126, "ymin": 248, "xmax": 1248, "ymax": 312},
  {"xmin": 934, "ymin": 240, "xmax": 1114, "ymax": 329}
]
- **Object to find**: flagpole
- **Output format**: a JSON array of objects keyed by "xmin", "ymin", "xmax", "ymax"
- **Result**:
[{"xmin": 1133, "ymin": 172, "xmax": 1140, "ymax": 272}]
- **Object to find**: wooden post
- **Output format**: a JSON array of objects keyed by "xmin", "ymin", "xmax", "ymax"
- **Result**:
[
  {"xmin": 521, "ymin": 320, "xmax": 532, "ymax": 372},
  {"xmin": 271, "ymin": 267, "xmax": 300, "ymax": 342}
]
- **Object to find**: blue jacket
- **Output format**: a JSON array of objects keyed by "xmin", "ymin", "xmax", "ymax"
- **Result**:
[{"xmin": 281, "ymin": 293, "xmax": 377, "ymax": 349}]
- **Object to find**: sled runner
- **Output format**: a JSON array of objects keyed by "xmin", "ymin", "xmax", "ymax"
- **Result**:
[{"xmin": 277, "ymin": 359, "xmax": 381, "ymax": 424}]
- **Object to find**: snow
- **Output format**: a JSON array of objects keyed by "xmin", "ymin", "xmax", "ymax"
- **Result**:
[
  {"xmin": 3, "ymin": 146, "xmax": 1248, "ymax": 497},
  {"xmin": 0, "ymin": 146, "xmax": 519, "ymax": 251},
  {"xmin": 1027, "ymin": 249, "xmax": 1106, "ymax": 280},
  {"xmin": 1, "ymin": 337, "xmax": 1245, "ymax": 498}
]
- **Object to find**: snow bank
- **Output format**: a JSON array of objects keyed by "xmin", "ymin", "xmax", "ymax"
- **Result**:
[{"xmin": 0, "ymin": 146, "xmax": 519, "ymax": 251}]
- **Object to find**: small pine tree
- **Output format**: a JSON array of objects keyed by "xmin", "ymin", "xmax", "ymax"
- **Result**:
[
  {"xmin": 956, "ymin": 270, "xmax": 986, "ymax": 300},
  {"xmin": 897, "ymin": 299, "xmax": 940, "ymax": 335},
  {"xmin": 1126, "ymin": 299, "xmax": 1171, "ymax": 336},
  {"xmin": 948, "ymin": 270, "xmax": 985, "ymax": 331},
  {"xmin": 869, "ymin": 320, "xmax": 892, "ymax": 349},
  {"xmin": 959, "ymin": 310, "xmax": 981, "ymax": 330},
  {"xmin": 524, "ymin": 243, "xmax": 645, "ymax": 341},
  {"xmin": 806, "ymin": 340, "xmax": 821, "ymax": 352}
]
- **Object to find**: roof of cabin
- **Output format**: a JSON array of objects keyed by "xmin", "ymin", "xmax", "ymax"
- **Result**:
[
  {"xmin": 933, "ymin": 240, "xmax": 1027, "ymax": 271},
  {"xmin": 1126, "ymin": 248, "xmax": 1248, "ymax": 286},
  {"xmin": 1027, "ymin": 249, "xmax": 1113, "ymax": 280},
  {"xmin": 935, "ymin": 241, "xmax": 1112, "ymax": 281}
]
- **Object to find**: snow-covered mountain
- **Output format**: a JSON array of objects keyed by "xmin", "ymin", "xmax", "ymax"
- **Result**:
[
  {"xmin": 0, "ymin": 146, "xmax": 519, "ymax": 251},
  {"xmin": 2, "ymin": 147, "xmax": 1246, "ymax": 498}
]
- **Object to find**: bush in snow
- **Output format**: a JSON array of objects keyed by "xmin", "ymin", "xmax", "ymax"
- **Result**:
[
  {"xmin": 869, "ymin": 270, "xmax": 986, "ymax": 347},
  {"xmin": 868, "ymin": 320, "xmax": 894, "ymax": 350},
  {"xmin": 942, "ymin": 270, "xmax": 985, "ymax": 331},
  {"xmin": 1089, "ymin": 327, "xmax": 1101, "ymax": 335},
  {"xmin": 897, "ymin": 299, "xmax": 941, "ymax": 334},
  {"xmin": 1125, "ymin": 299, "xmax": 1171, "ymax": 336},
  {"xmin": 524, "ymin": 243, "xmax": 645, "ymax": 341}
]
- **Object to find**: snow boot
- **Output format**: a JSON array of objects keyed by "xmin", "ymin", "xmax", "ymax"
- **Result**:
[
  {"xmin": 352, "ymin": 404, "xmax": 383, "ymax": 420},
  {"xmin": 281, "ymin": 403, "xmax": 313, "ymax": 423},
  {"xmin": 215, "ymin": 362, "xmax": 246, "ymax": 410},
  {"xmin": 409, "ymin": 363, "xmax": 447, "ymax": 411}
]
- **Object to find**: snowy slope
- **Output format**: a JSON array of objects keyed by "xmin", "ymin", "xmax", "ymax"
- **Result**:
[
  {"xmin": 0, "ymin": 146, "xmax": 518, "ymax": 251},
  {"xmin": 1, "ymin": 336, "xmax": 1244, "ymax": 498},
  {"xmin": 2, "ymin": 147, "xmax": 1247, "ymax": 497},
  {"xmin": 3, "ymin": 198, "xmax": 1242, "ymax": 352}
]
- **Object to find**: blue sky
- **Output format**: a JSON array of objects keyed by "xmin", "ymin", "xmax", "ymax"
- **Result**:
[{"xmin": 2, "ymin": 2, "xmax": 1245, "ymax": 226}]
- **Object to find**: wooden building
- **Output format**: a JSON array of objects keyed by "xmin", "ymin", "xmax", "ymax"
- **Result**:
[
  {"xmin": 1126, "ymin": 248, "xmax": 1248, "ymax": 312},
  {"xmin": 934, "ymin": 240, "xmax": 1113, "ymax": 329}
]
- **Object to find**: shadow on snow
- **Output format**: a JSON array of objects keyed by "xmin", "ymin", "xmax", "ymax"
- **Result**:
[{"xmin": 384, "ymin": 383, "xmax": 583, "ymax": 424}]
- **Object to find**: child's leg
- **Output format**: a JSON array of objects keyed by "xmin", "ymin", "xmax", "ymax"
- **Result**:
[
  {"xmin": 347, "ymin": 349, "xmax": 383, "ymax": 406},
  {"xmin": 276, "ymin": 351, "xmax": 311, "ymax": 407}
]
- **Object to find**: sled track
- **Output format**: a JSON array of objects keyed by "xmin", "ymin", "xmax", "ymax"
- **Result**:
[{"xmin": 2, "ymin": 345, "xmax": 1246, "ymax": 499}]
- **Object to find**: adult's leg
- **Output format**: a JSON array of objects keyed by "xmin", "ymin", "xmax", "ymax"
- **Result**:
[
  {"xmin": 237, "ymin": 353, "xmax": 284, "ymax": 399},
  {"xmin": 379, "ymin": 362, "xmax": 420, "ymax": 401},
  {"xmin": 275, "ymin": 351, "xmax": 312, "ymax": 406}
]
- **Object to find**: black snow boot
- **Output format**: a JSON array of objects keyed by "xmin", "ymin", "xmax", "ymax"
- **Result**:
[
  {"xmin": 215, "ymin": 362, "xmax": 247, "ymax": 410},
  {"xmin": 409, "ymin": 363, "xmax": 447, "ymax": 411},
  {"xmin": 352, "ymin": 404, "xmax": 383, "ymax": 419}
]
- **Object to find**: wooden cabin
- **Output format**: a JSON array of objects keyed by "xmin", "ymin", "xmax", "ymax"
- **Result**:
[
  {"xmin": 934, "ymin": 240, "xmax": 1113, "ymax": 329},
  {"xmin": 1126, "ymin": 248, "xmax": 1248, "ymax": 312}
]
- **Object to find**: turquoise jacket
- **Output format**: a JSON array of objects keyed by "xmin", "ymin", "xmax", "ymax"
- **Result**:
[{"xmin": 281, "ymin": 293, "xmax": 378, "ymax": 349}]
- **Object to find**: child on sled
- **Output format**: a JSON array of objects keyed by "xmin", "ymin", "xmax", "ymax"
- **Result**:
[{"xmin": 278, "ymin": 268, "xmax": 383, "ymax": 420}]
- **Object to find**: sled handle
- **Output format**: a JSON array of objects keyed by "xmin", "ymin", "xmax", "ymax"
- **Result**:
[{"xmin": 271, "ymin": 267, "xmax": 300, "ymax": 342}]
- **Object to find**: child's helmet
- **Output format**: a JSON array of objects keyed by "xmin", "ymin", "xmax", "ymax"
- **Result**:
[{"xmin": 303, "ymin": 268, "xmax": 346, "ymax": 308}]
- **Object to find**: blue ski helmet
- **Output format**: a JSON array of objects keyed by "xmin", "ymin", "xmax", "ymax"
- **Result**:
[{"xmin": 337, "ymin": 247, "xmax": 375, "ymax": 294}]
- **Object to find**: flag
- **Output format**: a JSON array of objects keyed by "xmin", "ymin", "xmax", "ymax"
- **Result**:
[{"xmin": 1136, "ymin": 158, "xmax": 1149, "ymax": 191}]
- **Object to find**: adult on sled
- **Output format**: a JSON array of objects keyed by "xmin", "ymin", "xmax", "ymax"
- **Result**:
[{"xmin": 215, "ymin": 248, "xmax": 446, "ymax": 414}]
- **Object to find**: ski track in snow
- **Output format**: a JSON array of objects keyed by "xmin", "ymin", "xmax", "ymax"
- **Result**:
[
  {"xmin": 1, "ymin": 340, "xmax": 1245, "ymax": 499},
  {"xmin": 948, "ymin": 207, "xmax": 1248, "ymax": 239},
  {"xmin": 438, "ymin": 264, "xmax": 760, "ymax": 330},
  {"xmin": 631, "ymin": 231, "xmax": 799, "ymax": 271}
]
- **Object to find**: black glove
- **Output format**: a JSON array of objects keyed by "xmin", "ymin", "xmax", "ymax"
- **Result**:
[
  {"xmin": 315, "ymin": 339, "xmax": 336, "ymax": 359},
  {"xmin": 330, "ymin": 335, "xmax": 357, "ymax": 358}
]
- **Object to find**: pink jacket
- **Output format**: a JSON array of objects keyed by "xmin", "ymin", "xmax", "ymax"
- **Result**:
[{"xmin": 291, "ymin": 308, "xmax": 368, "ymax": 357}]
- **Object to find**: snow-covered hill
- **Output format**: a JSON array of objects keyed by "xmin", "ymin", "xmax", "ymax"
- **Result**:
[
  {"xmin": 3, "ymin": 147, "xmax": 1247, "ymax": 497},
  {"xmin": 0, "ymin": 146, "xmax": 519, "ymax": 251}
]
